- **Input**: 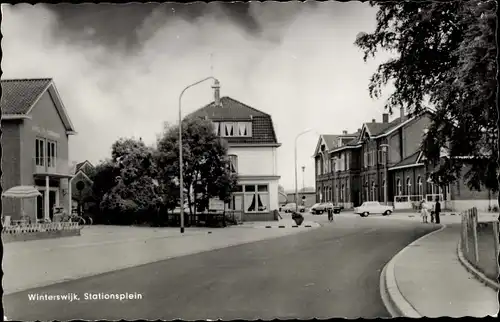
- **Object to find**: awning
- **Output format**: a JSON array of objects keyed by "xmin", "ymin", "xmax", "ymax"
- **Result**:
[{"xmin": 2, "ymin": 186, "xmax": 42, "ymax": 199}]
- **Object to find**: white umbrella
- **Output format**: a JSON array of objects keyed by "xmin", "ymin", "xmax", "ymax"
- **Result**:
[{"xmin": 2, "ymin": 186, "xmax": 42, "ymax": 224}]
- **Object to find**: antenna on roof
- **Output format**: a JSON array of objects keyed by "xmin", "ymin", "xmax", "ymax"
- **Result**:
[{"xmin": 210, "ymin": 53, "xmax": 214, "ymax": 77}]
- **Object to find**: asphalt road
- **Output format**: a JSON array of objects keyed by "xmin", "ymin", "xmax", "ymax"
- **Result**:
[{"xmin": 4, "ymin": 216, "xmax": 438, "ymax": 320}]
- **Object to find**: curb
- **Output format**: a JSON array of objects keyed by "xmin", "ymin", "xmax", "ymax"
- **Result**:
[
  {"xmin": 457, "ymin": 239, "xmax": 500, "ymax": 291},
  {"xmin": 264, "ymin": 224, "xmax": 314, "ymax": 228},
  {"xmin": 380, "ymin": 224, "xmax": 447, "ymax": 318}
]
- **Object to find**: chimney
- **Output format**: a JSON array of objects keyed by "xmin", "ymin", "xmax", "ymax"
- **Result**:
[
  {"xmin": 372, "ymin": 119, "xmax": 376, "ymax": 123},
  {"xmin": 212, "ymin": 79, "xmax": 221, "ymax": 106},
  {"xmin": 382, "ymin": 113, "xmax": 389, "ymax": 123},
  {"xmin": 342, "ymin": 130, "xmax": 347, "ymax": 135},
  {"xmin": 400, "ymin": 106, "xmax": 405, "ymax": 122},
  {"xmin": 357, "ymin": 128, "xmax": 361, "ymax": 133}
]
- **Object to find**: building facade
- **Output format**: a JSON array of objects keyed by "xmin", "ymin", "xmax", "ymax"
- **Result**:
[
  {"xmin": 188, "ymin": 81, "xmax": 281, "ymax": 221},
  {"xmin": 314, "ymin": 110, "xmax": 498, "ymax": 212},
  {"xmin": 1, "ymin": 78, "xmax": 76, "ymax": 222}
]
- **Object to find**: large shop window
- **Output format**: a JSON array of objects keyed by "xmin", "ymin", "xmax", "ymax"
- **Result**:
[{"xmin": 244, "ymin": 184, "xmax": 269, "ymax": 213}]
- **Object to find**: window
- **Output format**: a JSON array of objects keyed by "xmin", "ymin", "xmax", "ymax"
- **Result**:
[
  {"xmin": 364, "ymin": 152, "xmax": 368, "ymax": 167},
  {"xmin": 35, "ymin": 138, "xmax": 45, "ymax": 166},
  {"xmin": 213, "ymin": 122, "xmax": 220, "ymax": 135},
  {"xmin": 341, "ymin": 184, "xmax": 345, "ymax": 202},
  {"xmin": 417, "ymin": 177, "xmax": 423, "ymax": 196},
  {"xmin": 406, "ymin": 177, "xmax": 412, "ymax": 195},
  {"xmin": 345, "ymin": 153, "xmax": 350, "ymax": 170},
  {"xmin": 244, "ymin": 184, "xmax": 268, "ymax": 212},
  {"xmin": 227, "ymin": 155, "xmax": 238, "ymax": 173},
  {"xmin": 371, "ymin": 181, "xmax": 376, "ymax": 201},
  {"xmin": 47, "ymin": 140, "xmax": 57, "ymax": 168},
  {"xmin": 364, "ymin": 181, "xmax": 369, "ymax": 201},
  {"xmin": 224, "ymin": 122, "xmax": 235, "ymax": 136},
  {"xmin": 220, "ymin": 122, "xmax": 252, "ymax": 137},
  {"xmin": 378, "ymin": 150, "xmax": 386, "ymax": 165},
  {"xmin": 237, "ymin": 122, "xmax": 252, "ymax": 136},
  {"xmin": 396, "ymin": 178, "xmax": 402, "ymax": 196}
]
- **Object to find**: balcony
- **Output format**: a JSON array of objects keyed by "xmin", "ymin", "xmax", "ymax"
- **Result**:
[{"xmin": 33, "ymin": 157, "xmax": 71, "ymax": 177}]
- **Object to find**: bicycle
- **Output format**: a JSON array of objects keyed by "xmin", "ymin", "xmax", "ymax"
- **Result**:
[{"xmin": 61, "ymin": 211, "xmax": 86, "ymax": 225}]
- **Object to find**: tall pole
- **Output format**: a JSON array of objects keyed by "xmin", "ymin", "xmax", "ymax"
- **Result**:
[
  {"xmin": 294, "ymin": 141, "xmax": 298, "ymax": 212},
  {"xmin": 301, "ymin": 166, "xmax": 305, "ymax": 203},
  {"xmin": 179, "ymin": 76, "xmax": 218, "ymax": 234},
  {"xmin": 381, "ymin": 144, "xmax": 390, "ymax": 205},
  {"xmin": 295, "ymin": 129, "xmax": 312, "ymax": 212}
]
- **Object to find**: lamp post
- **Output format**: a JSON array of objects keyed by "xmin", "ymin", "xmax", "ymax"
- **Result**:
[
  {"xmin": 332, "ymin": 156, "xmax": 338, "ymax": 205},
  {"xmin": 380, "ymin": 144, "xmax": 390, "ymax": 205},
  {"xmin": 179, "ymin": 76, "xmax": 219, "ymax": 233},
  {"xmin": 301, "ymin": 166, "xmax": 305, "ymax": 205},
  {"xmin": 295, "ymin": 129, "xmax": 312, "ymax": 212}
]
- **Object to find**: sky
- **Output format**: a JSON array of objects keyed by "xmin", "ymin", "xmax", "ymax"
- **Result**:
[{"xmin": 1, "ymin": 2, "xmax": 395, "ymax": 191}]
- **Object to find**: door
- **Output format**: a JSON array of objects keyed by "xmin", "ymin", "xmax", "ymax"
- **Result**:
[
  {"xmin": 36, "ymin": 193, "xmax": 44, "ymax": 220},
  {"xmin": 49, "ymin": 191, "xmax": 56, "ymax": 221}
]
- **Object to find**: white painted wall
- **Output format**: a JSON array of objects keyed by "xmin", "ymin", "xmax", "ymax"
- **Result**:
[
  {"xmin": 228, "ymin": 146, "xmax": 278, "ymax": 176},
  {"xmin": 451, "ymin": 199, "xmax": 499, "ymax": 213}
]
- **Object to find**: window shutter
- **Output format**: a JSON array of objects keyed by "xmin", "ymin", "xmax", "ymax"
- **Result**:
[{"xmin": 213, "ymin": 122, "xmax": 219, "ymax": 135}]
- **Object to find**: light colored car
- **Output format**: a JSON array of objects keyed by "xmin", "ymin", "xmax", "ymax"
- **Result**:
[
  {"xmin": 310, "ymin": 202, "xmax": 333, "ymax": 215},
  {"xmin": 282, "ymin": 203, "xmax": 305, "ymax": 213},
  {"xmin": 354, "ymin": 201, "xmax": 394, "ymax": 217}
]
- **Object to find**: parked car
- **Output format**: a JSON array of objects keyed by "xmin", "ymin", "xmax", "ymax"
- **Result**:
[
  {"xmin": 354, "ymin": 201, "xmax": 394, "ymax": 217},
  {"xmin": 310, "ymin": 202, "xmax": 334, "ymax": 215},
  {"xmin": 282, "ymin": 203, "xmax": 305, "ymax": 213}
]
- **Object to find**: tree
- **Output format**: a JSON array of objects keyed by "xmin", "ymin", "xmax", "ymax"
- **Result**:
[
  {"xmin": 97, "ymin": 138, "xmax": 162, "ymax": 224},
  {"xmin": 355, "ymin": 0, "xmax": 497, "ymax": 192},
  {"xmin": 156, "ymin": 117, "xmax": 238, "ymax": 222}
]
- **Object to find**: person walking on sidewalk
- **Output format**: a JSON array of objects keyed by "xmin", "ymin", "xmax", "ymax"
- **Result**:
[
  {"xmin": 420, "ymin": 199, "xmax": 429, "ymax": 223},
  {"xmin": 434, "ymin": 197, "xmax": 442, "ymax": 224}
]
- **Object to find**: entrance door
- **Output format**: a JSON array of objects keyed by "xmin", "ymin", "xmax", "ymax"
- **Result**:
[
  {"xmin": 37, "ymin": 193, "xmax": 44, "ymax": 220},
  {"xmin": 233, "ymin": 195, "xmax": 243, "ymax": 211},
  {"xmin": 49, "ymin": 190, "xmax": 56, "ymax": 221}
]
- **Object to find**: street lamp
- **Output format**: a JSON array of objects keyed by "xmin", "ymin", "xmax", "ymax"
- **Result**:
[
  {"xmin": 295, "ymin": 128, "xmax": 312, "ymax": 212},
  {"xmin": 301, "ymin": 165, "xmax": 305, "ymax": 204},
  {"xmin": 380, "ymin": 144, "xmax": 390, "ymax": 205},
  {"xmin": 332, "ymin": 156, "xmax": 338, "ymax": 205},
  {"xmin": 179, "ymin": 76, "xmax": 219, "ymax": 233}
]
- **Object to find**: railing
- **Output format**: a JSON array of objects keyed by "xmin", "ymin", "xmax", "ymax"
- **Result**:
[
  {"xmin": 2, "ymin": 222, "xmax": 81, "ymax": 234},
  {"xmin": 394, "ymin": 195, "xmax": 424, "ymax": 210},
  {"xmin": 33, "ymin": 157, "xmax": 71, "ymax": 175},
  {"xmin": 460, "ymin": 207, "xmax": 500, "ymax": 283}
]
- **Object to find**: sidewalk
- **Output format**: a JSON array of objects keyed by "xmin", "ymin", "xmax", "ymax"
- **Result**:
[
  {"xmin": 382, "ymin": 223, "xmax": 498, "ymax": 317},
  {"xmin": 3, "ymin": 224, "xmax": 319, "ymax": 295}
]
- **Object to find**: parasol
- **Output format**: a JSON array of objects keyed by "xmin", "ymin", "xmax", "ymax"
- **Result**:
[{"xmin": 2, "ymin": 186, "xmax": 42, "ymax": 224}]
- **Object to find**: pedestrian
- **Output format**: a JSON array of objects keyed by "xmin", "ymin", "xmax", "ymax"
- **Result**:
[
  {"xmin": 328, "ymin": 207, "xmax": 333, "ymax": 222},
  {"xmin": 420, "ymin": 199, "xmax": 429, "ymax": 223},
  {"xmin": 434, "ymin": 197, "xmax": 441, "ymax": 224}
]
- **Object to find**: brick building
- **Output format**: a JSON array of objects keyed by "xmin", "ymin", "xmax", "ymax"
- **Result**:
[{"xmin": 313, "ymin": 109, "xmax": 498, "ymax": 212}]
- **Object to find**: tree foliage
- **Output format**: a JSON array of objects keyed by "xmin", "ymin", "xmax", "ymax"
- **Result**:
[
  {"xmin": 156, "ymin": 117, "xmax": 238, "ymax": 215},
  {"xmin": 355, "ymin": 0, "xmax": 497, "ymax": 192}
]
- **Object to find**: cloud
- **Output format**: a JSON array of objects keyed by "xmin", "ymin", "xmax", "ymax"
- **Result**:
[{"xmin": 1, "ymin": 2, "xmax": 393, "ymax": 190}]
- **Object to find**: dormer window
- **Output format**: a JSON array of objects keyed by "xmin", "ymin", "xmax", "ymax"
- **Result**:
[{"xmin": 214, "ymin": 121, "xmax": 252, "ymax": 137}]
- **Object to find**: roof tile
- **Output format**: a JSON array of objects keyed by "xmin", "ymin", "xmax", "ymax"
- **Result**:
[
  {"xmin": 1, "ymin": 78, "xmax": 52, "ymax": 115},
  {"xmin": 188, "ymin": 96, "xmax": 277, "ymax": 144}
]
